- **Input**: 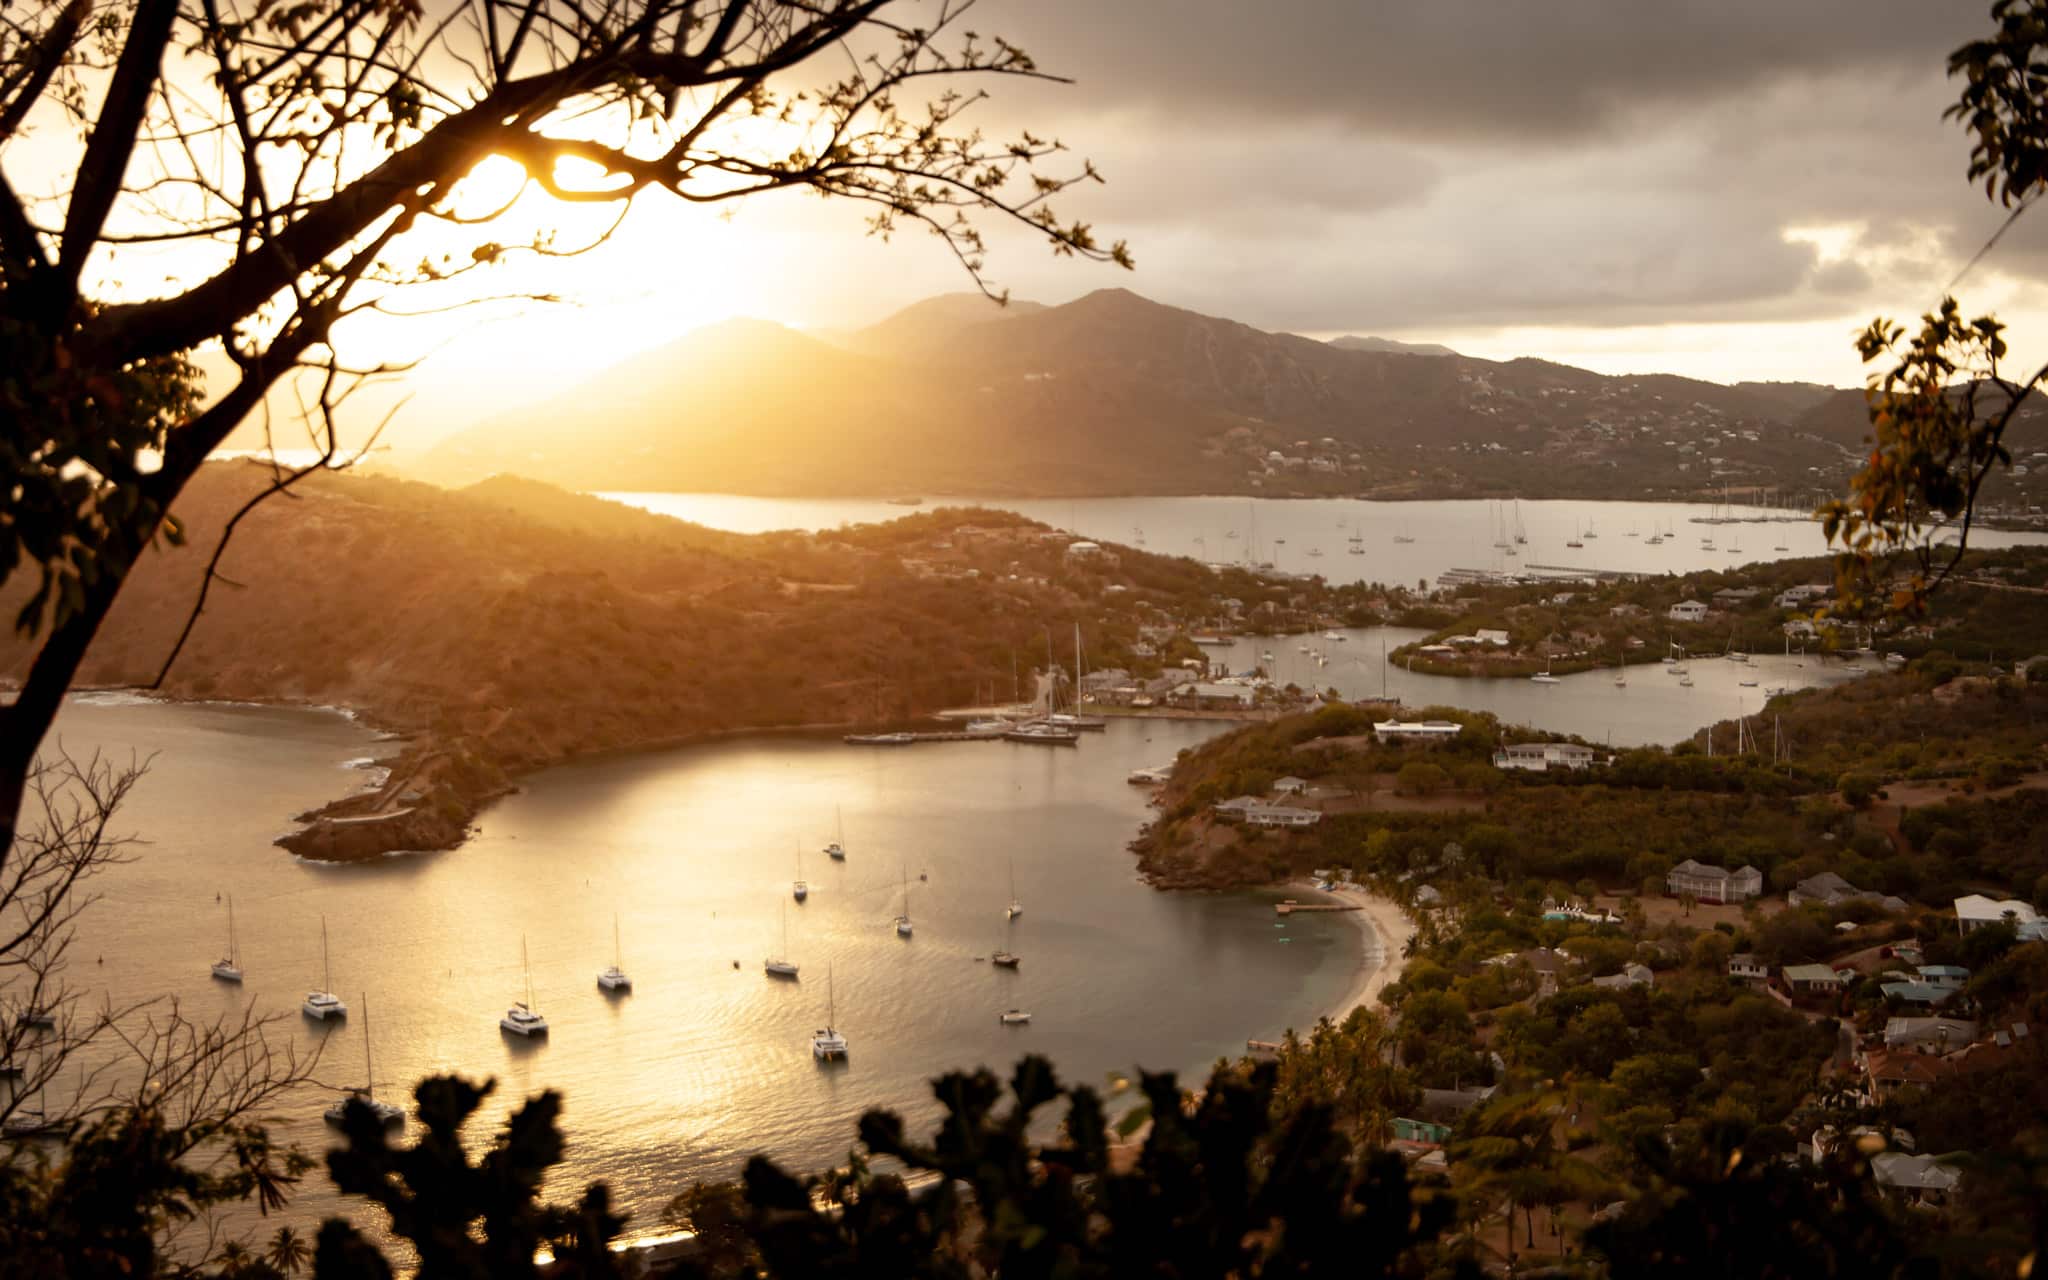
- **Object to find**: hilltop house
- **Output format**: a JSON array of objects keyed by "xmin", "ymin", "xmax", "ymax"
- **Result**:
[
  {"xmin": 1783, "ymin": 964, "xmax": 1846, "ymax": 996},
  {"xmin": 1666, "ymin": 859, "xmax": 1763, "ymax": 903},
  {"xmin": 1373, "ymin": 720, "xmax": 1463, "ymax": 744},
  {"xmin": 1271, "ymin": 776, "xmax": 1310, "ymax": 795},
  {"xmin": 1790, "ymin": 872, "xmax": 1908, "ymax": 913},
  {"xmin": 1493, "ymin": 742, "xmax": 1598, "ymax": 772},
  {"xmin": 1728, "ymin": 953, "xmax": 1770, "ymax": 984},
  {"xmin": 1954, "ymin": 895, "xmax": 2042, "ymax": 934},
  {"xmin": 1668, "ymin": 600, "xmax": 1710, "ymax": 623}
]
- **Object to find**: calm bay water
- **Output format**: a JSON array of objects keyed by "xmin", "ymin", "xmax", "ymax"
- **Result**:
[
  {"xmin": 13, "ymin": 492, "xmax": 1920, "ymax": 1246},
  {"xmin": 27, "ymin": 700, "xmax": 1361, "ymax": 1244},
  {"xmin": 599, "ymin": 493, "xmax": 2048, "ymax": 585},
  {"xmin": 1220, "ymin": 626, "xmax": 1861, "ymax": 748}
]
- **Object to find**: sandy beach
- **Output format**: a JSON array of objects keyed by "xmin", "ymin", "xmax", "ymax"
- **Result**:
[{"xmin": 1315, "ymin": 884, "xmax": 1417, "ymax": 1022}]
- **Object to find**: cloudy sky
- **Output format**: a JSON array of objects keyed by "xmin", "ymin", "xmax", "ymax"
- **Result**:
[{"xmin": 162, "ymin": 0, "xmax": 2048, "ymax": 448}]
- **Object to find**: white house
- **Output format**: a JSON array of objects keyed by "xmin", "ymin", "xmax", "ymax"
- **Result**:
[
  {"xmin": 1493, "ymin": 742, "xmax": 1598, "ymax": 772},
  {"xmin": 1668, "ymin": 600, "xmax": 1710, "ymax": 623},
  {"xmin": 1954, "ymin": 894, "xmax": 2042, "ymax": 934},
  {"xmin": 1373, "ymin": 720, "xmax": 1463, "ymax": 744},
  {"xmin": 1728, "ymin": 953, "xmax": 1770, "ymax": 984},
  {"xmin": 1271, "ymin": 776, "xmax": 1310, "ymax": 795},
  {"xmin": 1474, "ymin": 628, "xmax": 1511, "ymax": 647},
  {"xmin": 1244, "ymin": 803, "xmax": 1322, "ymax": 829},
  {"xmin": 1666, "ymin": 859, "xmax": 1763, "ymax": 903}
]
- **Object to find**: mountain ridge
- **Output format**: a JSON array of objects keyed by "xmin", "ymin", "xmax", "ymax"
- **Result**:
[{"xmin": 406, "ymin": 287, "xmax": 2048, "ymax": 506}]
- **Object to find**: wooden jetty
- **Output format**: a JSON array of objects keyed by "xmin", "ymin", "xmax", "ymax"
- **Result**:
[{"xmin": 1275, "ymin": 900, "xmax": 1361, "ymax": 916}]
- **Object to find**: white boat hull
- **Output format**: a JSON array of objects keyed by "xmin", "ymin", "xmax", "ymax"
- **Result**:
[
  {"xmin": 765, "ymin": 960, "xmax": 799, "ymax": 978},
  {"xmin": 597, "ymin": 968, "xmax": 631, "ymax": 991},
  {"xmin": 999, "ymin": 1011, "xmax": 1032, "ymax": 1024},
  {"xmin": 302, "ymin": 994, "xmax": 347, "ymax": 1020},
  {"xmin": 211, "ymin": 962, "xmax": 243, "ymax": 983}
]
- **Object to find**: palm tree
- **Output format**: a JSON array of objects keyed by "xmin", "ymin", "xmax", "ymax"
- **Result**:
[
  {"xmin": 1451, "ymin": 1092, "xmax": 1605, "ymax": 1263},
  {"xmin": 266, "ymin": 1225, "xmax": 311, "ymax": 1275}
]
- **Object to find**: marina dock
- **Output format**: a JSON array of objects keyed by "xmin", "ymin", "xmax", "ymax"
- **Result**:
[{"xmin": 1274, "ymin": 900, "xmax": 1361, "ymax": 916}]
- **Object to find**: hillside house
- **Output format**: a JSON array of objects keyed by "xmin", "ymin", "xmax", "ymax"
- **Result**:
[
  {"xmin": 1668, "ymin": 600, "xmax": 1710, "ymax": 622},
  {"xmin": 1373, "ymin": 720, "xmax": 1463, "ymax": 744},
  {"xmin": 1728, "ymin": 953, "xmax": 1770, "ymax": 984},
  {"xmin": 1212, "ymin": 796, "xmax": 1263, "ymax": 822},
  {"xmin": 1590, "ymin": 963, "xmax": 1654, "ymax": 991},
  {"xmin": 1712, "ymin": 586, "xmax": 1764, "ymax": 607},
  {"xmin": 1666, "ymin": 859, "xmax": 1763, "ymax": 903},
  {"xmin": 1880, "ymin": 981, "xmax": 1958, "ymax": 1007},
  {"xmin": 1884, "ymin": 1017, "xmax": 1977, "ymax": 1051},
  {"xmin": 1783, "ymin": 964, "xmax": 1846, "ymax": 995},
  {"xmin": 1271, "ymin": 776, "xmax": 1310, "ymax": 795},
  {"xmin": 1245, "ymin": 804, "xmax": 1322, "ymax": 829},
  {"xmin": 1870, "ymin": 1153, "xmax": 1962, "ymax": 1206},
  {"xmin": 1474, "ymin": 628, "xmax": 1511, "ymax": 646},
  {"xmin": 1954, "ymin": 895, "xmax": 2041, "ymax": 934},
  {"xmin": 1789, "ymin": 872, "xmax": 1908, "ymax": 913},
  {"xmin": 1493, "ymin": 742, "xmax": 1598, "ymax": 772}
]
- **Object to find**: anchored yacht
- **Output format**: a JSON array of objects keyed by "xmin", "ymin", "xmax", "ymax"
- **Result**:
[
  {"xmin": 500, "ymin": 937, "xmax": 548, "ymax": 1037},
  {"xmin": 302, "ymin": 918, "xmax": 347, "ymax": 1021}
]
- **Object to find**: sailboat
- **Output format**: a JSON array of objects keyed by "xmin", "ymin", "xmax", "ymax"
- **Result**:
[
  {"xmin": 825, "ymin": 807, "xmax": 847, "ymax": 861},
  {"xmin": 1005, "ymin": 856, "xmax": 1022, "ymax": 920},
  {"xmin": 211, "ymin": 894, "xmax": 243, "ymax": 983},
  {"xmin": 325, "ymin": 994, "xmax": 404, "ymax": 1128},
  {"xmin": 500, "ymin": 936, "xmax": 548, "ymax": 1037},
  {"xmin": 1, "ymin": 1082, "xmax": 59, "ymax": 1138},
  {"xmin": 999, "ymin": 1009, "xmax": 1032, "ymax": 1024},
  {"xmin": 1614, "ymin": 657, "xmax": 1628, "ymax": 688},
  {"xmin": 810, "ymin": 965, "xmax": 848, "ymax": 1060},
  {"xmin": 895, "ymin": 866, "xmax": 914, "ymax": 937},
  {"xmin": 1043, "ymin": 623, "xmax": 1107, "ymax": 731},
  {"xmin": 792, "ymin": 841, "xmax": 808, "ymax": 902},
  {"xmin": 302, "ymin": 918, "xmax": 347, "ymax": 1020},
  {"xmin": 1513, "ymin": 501, "xmax": 1528, "ymax": 545},
  {"xmin": 1565, "ymin": 521, "xmax": 1584, "ymax": 549},
  {"xmin": 1530, "ymin": 664, "xmax": 1561, "ymax": 685},
  {"xmin": 597, "ymin": 914, "xmax": 631, "ymax": 992},
  {"xmin": 991, "ymin": 940, "xmax": 1020, "ymax": 969},
  {"xmin": 766, "ymin": 902, "xmax": 800, "ymax": 978}
]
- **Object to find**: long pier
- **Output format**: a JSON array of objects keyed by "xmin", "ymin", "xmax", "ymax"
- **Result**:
[{"xmin": 1274, "ymin": 901, "xmax": 1361, "ymax": 916}]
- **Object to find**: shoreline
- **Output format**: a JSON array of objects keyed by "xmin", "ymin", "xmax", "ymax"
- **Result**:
[{"xmin": 1310, "ymin": 884, "xmax": 1416, "ymax": 1023}]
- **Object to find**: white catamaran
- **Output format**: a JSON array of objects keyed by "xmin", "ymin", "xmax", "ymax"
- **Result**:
[
  {"xmin": 500, "ymin": 936, "xmax": 548, "ymax": 1037},
  {"xmin": 597, "ymin": 914, "xmax": 631, "ymax": 992},
  {"xmin": 302, "ymin": 918, "xmax": 347, "ymax": 1020},
  {"xmin": 810, "ymin": 965, "xmax": 848, "ymax": 1061}
]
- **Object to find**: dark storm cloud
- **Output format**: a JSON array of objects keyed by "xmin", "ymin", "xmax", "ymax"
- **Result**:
[
  {"xmin": 915, "ymin": 0, "xmax": 2036, "ymax": 336},
  {"xmin": 1000, "ymin": 0, "xmax": 1982, "ymax": 141}
]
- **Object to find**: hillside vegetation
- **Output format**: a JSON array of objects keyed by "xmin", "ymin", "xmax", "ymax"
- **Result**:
[{"xmin": 0, "ymin": 463, "xmax": 1369, "ymax": 860}]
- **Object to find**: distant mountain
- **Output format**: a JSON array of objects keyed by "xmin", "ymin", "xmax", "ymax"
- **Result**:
[
  {"xmin": 833, "ymin": 291, "xmax": 1047, "ymax": 361},
  {"xmin": 413, "ymin": 287, "xmax": 1880, "ymax": 501},
  {"xmin": 1327, "ymin": 334, "xmax": 1458, "ymax": 357},
  {"xmin": 1731, "ymin": 381, "xmax": 1839, "ymax": 421}
]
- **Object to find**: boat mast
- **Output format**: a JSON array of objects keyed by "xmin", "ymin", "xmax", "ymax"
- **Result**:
[
  {"xmin": 523, "ymin": 936, "xmax": 534, "ymax": 1010},
  {"xmin": 613, "ymin": 914, "xmax": 622, "ymax": 970},
  {"xmin": 362, "ymin": 993, "xmax": 375, "ymax": 1101},
  {"xmin": 321, "ymin": 917, "xmax": 332, "ymax": 993},
  {"xmin": 1073, "ymin": 622, "xmax": 1084, "ymax": 708}
]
